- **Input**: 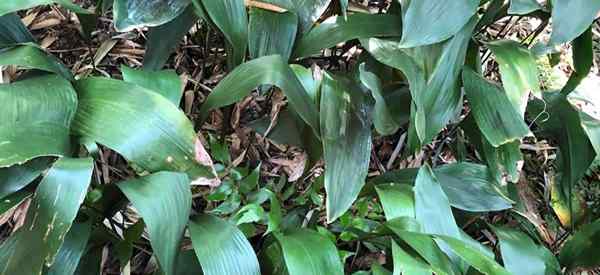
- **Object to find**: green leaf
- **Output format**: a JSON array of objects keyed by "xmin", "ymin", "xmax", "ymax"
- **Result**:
[
  {"xmin": 293, "ymin": 13, "xmax": 401, "ymax": 59},
  {"xmin": 462, "ymin": 68, "xmax": 531, "ymax": 147},
  {"xmin": 72, "ymin": 77, "xmax": 218, "ymax": 185},
  {"xmin": 199, "ymin": 55, "xmax": 320, "ymax": 136},
  {"xmin": 248, "ymin": 8, "xmax": 297, "ymax": 61},
  {"xmin": 493, "ymin": 226, "xmax": 560, "ymax": 275},
  {"xmin": 0, "ymin": 74, "xmax": 77, "ymax": 168},
  {"xmin": 392, "ymin": 240, "xmax": 432, "ymax": 275},
  {"xmin": 560, "ymin": 28, "xmax": 593, "ymax": 96},
  {"xmin": 568, "ymin": 77, "xmax": 600, "ymax": 155},
  {"xmin": 275, "ymin": 229, "xmax": 344, "ymax": 275},
  {"xmin": 508, "ymin": 0, "xmax": 541, "ymax": 15},
  {"xmin": 274, "ymin": 0, "xmax": 331, "ymax": 33},
  {"xmin": 549, "ymin": 0, "xmax": 600, "ymax": 46},
  {"xmin": 399, "ymin": 0, "xmax": 479, "ymax": 47},
  {"xmin": 143, "ymin": 7, "xmax": 198, "ymax": 71},
  {"xmin": 189, "ymin": 214, "xmax": 261, "ymax": 275},
  {"xmin": 559, "ymin": 219, "xmax": 600, "ymax": 270},
  {"xmin": 0, "ymin": 45, "xmax": 73, "ymax": 80},
  {"xmin": 0, "ymin": 13, "xmax": 34, "ymax": 47},
  {"xmin": 436, "ymin": 235, "xmax": 511, "ymax": 275},
  {"xmin": 121, "ymin": 65, "xmax": 183, "ymax": 105},
  {"xmin": 197, "ymin": 0, "xmax": 247, "ymax": 68},
  {"xmin": 113, "ymin": 0, "xmax": 191, "ymax": 32},
  {"xmin": 359, "ymin": 63, "xmax": 401, "ymax": 136},
  {"xmin": 375, "ymin": 183, "xmax": 415, "ymax": 220},
  {"xmin": 0, "ymin": 0, "xmax": 91, "ymax": 17},
  {"xmin": 46, "ymin": 221, "xmax": 93, "ymax": 275},
  {"xmin": 0, "ymin": 188, "xmax": 32, "ymax": 215},
  {"xmin": 0, "ymin": 157, "xmax": 93, "ymax": 275},
  {"xmin": 487, "ymin": 40, "xmax": 541, "ymax": 114},
  {"xmin": 0, "ymin": 157, "xmax": 50, "ymax": 199},
  {"xmin": 117, "ymin": 172, "xmax": 192, "ymax": 275},
  {"xmin": 321, "ymin": 73, "xmax": 372, "ymax": 222}
]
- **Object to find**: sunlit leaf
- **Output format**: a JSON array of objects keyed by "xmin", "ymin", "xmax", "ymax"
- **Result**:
[
  {"xmin": 391, "ymin": 240, "xmax": 432, "ymax": 275},
  {"xmin": 375, "ymin": 183, "xmax": 415, "ymax": 220},
  {"xmin": 493, "ymin": 226, "xmax": 560, "ymax": 275},
  {"xmin": 72, "ymin": 77, "xmax": 218, "ymax": 186},
  {"xmin": 436, "ymin": 235, "xmax": 511, "ymax": 275},
  {"xmin": 275, "ymin": 229, "xmax": 344, "ymax": 275},
  {"xmin": 113, "ymin": 0, "xmax": 191, "ymax": 32},
  {"xmin": 121, "ymin": 65, "xmax": 183, "ymax": 105},
  {"xmin": 321, "ymin": 73, "xmax": 372, "ymax": 222},
  {"xmin": 399, "ymin": 0, "xmax": 479, "ymax": 47},
  {"xmin": 0, "ymin": 75, "xmax": 77, "ymax": 168},
  {"xmin": 249, "ymin": 8, "xmax": 297, "ymax": 61},
  {"xmin": 189, "ymin": 214, "xmax": 261, "ymax": 275},
  {"xmin": 0, "ymin": 157, "xmax": 93, "ymax": 275}
]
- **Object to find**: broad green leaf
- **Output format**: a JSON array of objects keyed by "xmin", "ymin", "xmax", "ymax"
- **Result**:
[
  {"xmin": 199, "ymin": 55, "xmax": 320, "ymax": 136},
  {"xmin": 0, "ymin": 157, "xmax": 93, "ymax": 275},
  {"xmin": 72, "ymin": 77, "xmax": 218, "ymax": 185},
  {"xmin": 339, "ymin": 0, "xmax": 347, "ymax": 18},
  {"xmin": 560, "ymin": 28, "xmax": 593, "ymax": 96},
  {"xmin": 290, "ymin": 64, "xmax": 320, "ymax": 103},
  {"xmin": 46, "ymin": 221, "xmax": 93, "ymax": 275},
  {"xmin": 0, "ymin": 45, "xmax": 72, "ymax": 80},
  {"xmin": 372, "ymin": 263, "xmax": 392, "ymax": 275},
  {"xmin": 436, "ymin": 235, "xmax": 511, "ymax": 275},
  {"xmin": 568, "ymin": 76, "xmax": 600, "ymax": 155},
  {"xmin": 386, "ymin": 218, "xmax": 458, "ymax": 275},
  {"xmin": 508, "ymin": 0, "xmax": 541, "ymax": 15},
  {"xmin": 321, "ymin": 73, "xmax": 372, "ymax": 222},
  {"xmin": 275, "ymin": 229, "xmax": 344, "ymax": 275},
  {"xmin": 375, "ymin": 183, "xmax": 415, "ymax": 220},
  {"xmin": 462, "ymin": 68, "xmax": 531, "ymax": 147},
  {"xmin": 197, "ymin": 0, "xmax": 247, "ymax": 68},
  {"xmin": 143, "ymin": 7, "xmax": 198, "ymax": 71},
  {"xmin": 121, "ymin": 65, "xmax": 183, "ymax": 105},
  {"xmin": 435, "ymin": 162, "xmax": 513, "ymax": 211},
  {"xmin": 0, "ymin": 13, "xmax": 34, "ymax": 47},
  {"xmin": 559, "ymin": 219, "xmax": 600, "ymax": 270},
  {"xmin": 293, "ymin": 13, "xmax": 401, "ymax": 59},
  {"xmin": 0, "ymin": 157, "xmax": 50, "ymax": 199},
  {"xmin": 174, "ymin": 250, "xmax": 204, "ymax": 275},
  {"xmin": 0, "ymin": 0, "xmax": 90, "ymax": 17},
  {"xmin": 487, "ymin": 40, "xmax": 541, "ymax": 114},
  {"xmin": 363, "ymin": 17, "xmax": 477, "ymax": 148},
  {"xmin": 189, "ymin": 214, "xmax": 261, "ymax": 275},
  {"xmin": 248, "ymin": 8, "xmax": 297, "ymax": 61},
  {"xmin": 391, "ymin": 240, "xmax": 432, "ymax": 275},
  {"xmin": 414, "ymin": 164, "xmax": 464, "ymax": 270},
  {"xmin": 117, "ymin": 172, "xmax": 191, "ymax": 275},
  {"xmin": 359, "ymin": 63, "xmax": 401, "ymax": 136},
  {"xmin": 268, "ymin": 0, "xmax": 331, "ymax": 33},
  {"xmin": 399, "ymin": 0, "xmax": 479, "ymax": 47},
  {"xmin": 493, "ymin": 226, "xmax": 560, "ymax": 275},
  {"xmin": 0, "ymin": 75, "xmax": 77, "ymax": 168},
  {"xmin": 0, "ymin": 188, "xmax": 32, "ymax": 215},
  {"xmin": 549, "ymin": 0, "xmax": 600, "ymax": 46},
  {"xmin": 113, "ymin": 0, "xmax": 191, "ymax": 32}
]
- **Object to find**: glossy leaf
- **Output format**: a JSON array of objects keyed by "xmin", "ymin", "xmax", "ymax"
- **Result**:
[
  {"xmin": 0, "ymin": 157, "xmax": 93, "ymax": 275},
  {"xmin": 275, "ymin": 229, "xmax": 344, "ymax": 275},
  {"xmin": 462, "ymin": 68, "xmax": 531, "ymax": 147},
  {"xmin": 560, "ymin": 28, "xmax": 593, "ymax": 96},
  {"xmin": 117, "ymin": 172, "xmax": 192, "ymax": 275},
  {"xmin": 375, "ymin": 183, "xmax": 415, "ymax": 220},
  {"xmin": 493, "ymin": 226, "xmax": 560, "ymax": 275},
  {"xmin": 391, "ymin": 240, "xmax": 432, "ymax": 275},
  {"xmin": 568, "ymin": 77, "xmax": 600, "ymax": 155},
  {"xmin": 359, "ymin": 63, "xmax": 401, "ymax": 136},
  {"xmin": 0, "ymin": 45, "xmax": 72, "ymax": 80},
  {"xmin": 0, "ymin": 13, "xmax": 34, "ymax": 47},
  {"xmin": 0, "ymin": 157, "xmax": 50, "ymax": 199},
  {"xmin": 46, "ymin": 221, "xmax": 93, "ymax": 275},
  {"xmin": 189, "ymin": 214, "xmax": 261, "ymax": 275},
  {"xmin": 113, "ymin": 0, "xmax": 191, "ymax": 32},
  {"xmin": 143, "ymin": 7, "xmax": 198, "ymax": 71},
  {"xmin": 549, "ymin": 0, "xmax": 600, "ymax": 46},
  {"xmin": 0, "ymin": 74, "xmax": 77, "ymax": 168},
  {"xmin": 399, "ymin": 0, "xmax": 479, "ymax": 47},
  {"xmin": 436, "ymin": 235, "xmax": 511, "ymax": 275},
  {"xmin": 199, "ymin": 55, "xmax": 319, "ymax": 136},
  {"xmin": 72, "ymin": 77, "xmax": 218, "ymax": 185},
  {"xmin": 508, "ymin": 0, "xmax": 541, "ymax": 15},
  {"xmin": 487, "ymin": 40, "xmax": 540, "ymax": 114},
  {"xmin": 0, "ymin": 188, "xmax": 32, "ymax": 216},
  {"xmin": 279, "ymin": 0, "xmax": 331, "ymax": 33},
  {"xmin": 248, "ymin": 9, "xmax": 297, "ymax": 61},
  {"xmin": 121, "ymin": 65, "xmax": 183, "ymax": 105},
  {"xmin": 293, "ymin": 13, "xmax": 402, "ymax": 59},
  {"xmin": 321, "ymin": 73, "xmax": 372, "ymax": 222},
  {"xmin": 0, "ymin": 0, "xmax": 91, "ymax": 17},
  {"xmin": 198, "ymin": 0, "xmax": 247, "ymax": 68},
  {"xmin": 559, "ymin": 219, "xmax": 600, "ymax": 270}
]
